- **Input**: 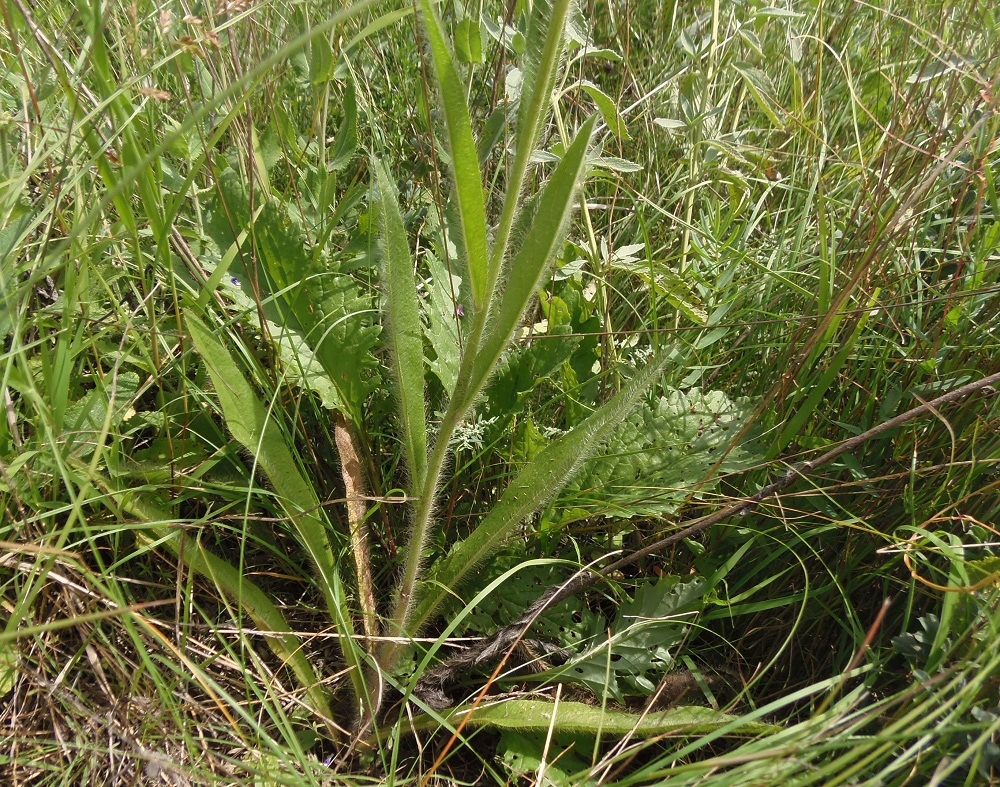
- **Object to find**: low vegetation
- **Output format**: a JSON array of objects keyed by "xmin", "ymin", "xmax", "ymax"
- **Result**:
[{"xmin": 1, "ymin": 0, "xmax": 998, "ymax": 784}]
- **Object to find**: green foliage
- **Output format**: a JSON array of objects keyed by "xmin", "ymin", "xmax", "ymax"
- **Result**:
[
  {"xmin": 562, "ymin": 575, "xmax": 708, "ymax": 701},
  {"xmin": 553, "ymin": 388, "xmax": 758, "ymax": 523},
  {"xmin": 411, "ymin": 698, "xmax": 776, "ymax": 737},
  {"xmin": 4, "ymin": 0, "xmax": 1000, "ymax": 782},
  {"xmin": 374, "ymin": 159, "xmax": 428, "ymax": 489},
  {"xmin": 204, "ymin": 169, "xmax": 379, "ymax": 421}
]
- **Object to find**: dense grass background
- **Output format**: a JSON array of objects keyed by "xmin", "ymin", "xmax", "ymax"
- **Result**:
[{"xmin": 1, "ymin": 0, "xmax": 999, "ymax": 783}]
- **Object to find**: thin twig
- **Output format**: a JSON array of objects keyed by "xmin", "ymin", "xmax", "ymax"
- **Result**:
[{"xmin": 414, "ymin": 369, "xmax": 1000, "ymax": 705}]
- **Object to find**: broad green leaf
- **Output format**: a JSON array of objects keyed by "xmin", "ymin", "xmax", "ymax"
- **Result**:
[
  {"xmin": 404, "ymin": 699, "xmax": 778, "ymax": 736},
  {"xmin": 501, "ymin": 730, "xmax": 588, "ymax": 787},
  {"xmin": 63, "ymin": 372, "xmax": 140, "ymax": 459},
  {"xmin": 328, "ymin": 78, "xmax": 358, "ymax": 172},
  {"xmin": 269, "ymin": 322, "xmax": 344, "ymax": 410},
  {"xmin": 578, "ymin": 80, "xmax": 630, "ymax": 140},
  {"xmin": 590, "ymin": 155, "xmax": 643, "ymax": 173},
  {"xmin": 469, "ymin": 116, "xmax": 597, "ymax": 401},
  {"xmin": 374, "ymin": 160, "xmax": 428, "ymax": 490},
  {"xmin": 184, "ymin": 313, "xmax": 340, "ymax": 614},
  {"xmin": 554, "ymin": 388, "xmax": 757, "ymax": 523},
  {"xmin": 454, "ymin": 17, "xmax": 483, "ymax": 64},
  {"xmin": 208, "ymin": 171, "xmax": 379, "ymax": 420},
  {"xmin": 562, "ymin": 575, "xmax": 708, "ymax": 700},
  {"xmin": 477, "ymin": 105, "xmax": 508, "ymax": 166},
  {"xmin": 423, "ymin": 250, "xmax": 463, "ymax": 395},
  {"xmin": 416, "ymin": 0, "xmax": 489, "ymax": 311},
  {"xmin": 410, "ymin": 347, "xmax": 673, "ymax": 630},
  {"xmin": 309, "ymin": 32, "xmax": 334, "ymax": 85}
]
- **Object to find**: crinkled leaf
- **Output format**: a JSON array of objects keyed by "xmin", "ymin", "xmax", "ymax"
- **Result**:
[
  {"xmin": 552, "ymin": 388, "xmax": 758, "ymax": 523},
  {"xmin": 64, "ymin": 372, "xmax": 140, "ymax": 458},
  {"xmin": 210, "ymin": 171, "xmax": 379, "ymax": 421},
  {"xmin": 563, "ymin": 575, "xmax": 707, "ymax": 700},
  {"xmin": 460, "ymin": 557, "xmax": 598, "ymax": 649}
]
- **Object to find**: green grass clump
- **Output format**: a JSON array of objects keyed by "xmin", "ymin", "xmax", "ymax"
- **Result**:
[{"xmin": 1, "ymin": 0, "xmax": 998, "ymax": 784}]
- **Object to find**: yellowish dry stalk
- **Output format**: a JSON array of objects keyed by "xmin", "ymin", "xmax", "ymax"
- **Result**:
[{"xmin": 334, "ymin": 412, "xmax": 378, "ymax": 645}]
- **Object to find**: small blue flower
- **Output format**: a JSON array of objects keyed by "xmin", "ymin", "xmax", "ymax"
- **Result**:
[{"xmin": 230, "ymin": 277, "xmax": 240, "ymax": 286}]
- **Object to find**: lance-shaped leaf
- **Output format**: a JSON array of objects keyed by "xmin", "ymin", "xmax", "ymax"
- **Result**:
[
  {"xmin": 409, "ymin": 347, "xmax": 674, "ymax": 630},
  {"xmin": 374, "ymin": 160, "xmax": 428, "ymax": 490},
  {"xmin": 488, "ymin": 0, "xmax": 574, "ymax": 295},
  {"xmin": 185, "ymin": 312, "xmax": 370, "ymax": 710},
  {"xmin": 416, "ymin": 0, "xmax": 489, "ymax": 312},
  {"xmin": 468, "ymin": 116, "xmax": 596, "ymax": 400},
  {"xmin": 398, "ymin": 699, "xmax": 778, "ymax": 737}
]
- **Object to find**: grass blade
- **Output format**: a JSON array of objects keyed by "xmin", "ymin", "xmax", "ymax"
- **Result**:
[
  {"xmin": 374, "ymin": 160, "xmax": 428, "ymax": 490},
  {"xmin": 416, "ymin": 0, "xmax": 490, "ymax": 313}
]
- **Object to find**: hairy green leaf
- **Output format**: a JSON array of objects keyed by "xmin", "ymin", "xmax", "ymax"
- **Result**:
[
  {"xmin": 423, "ymin": 250, "xmax": 463, "ymax": 395},
  {"xmin": 553, "ymin": 387, "xmax": 757, "ymax": 523},
  {"xmin": 490, "ymin": 0, "xmax": 575, "ymax": 300},
  {"xmin": 469, "ymin": 116, "xmax": 596, "ymax": 400},
  {"xmin": 374, "ymin": 160, "xmax": 428, "ymax": 490},
  {"xmin": 416, "ymin": 0, "xmax": 489, "ymax": 312},
  {"xmin": 405, "ymin": 699, "xmax": 777, "ymax": 736}
]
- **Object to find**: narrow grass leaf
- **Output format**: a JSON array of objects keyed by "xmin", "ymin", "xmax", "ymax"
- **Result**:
[
  {"xmin": 374, "ymin": 160, "xmax": 428, "ymax": 490},
  {"xmin": 416, "ymin": 0, "xmax": 489, "ymax": 311},
  {"xmin": 146, "ymin": 526, "xmax": 332, "ymax": 721},
  {"xmin": 774, "ymin": 290, "xmax": 881, "ymax": 454},
  {"xmin": 411, "ymin": 348, "xmax": 673, "ymax": 629},
  {"xmin": 91, "ymin": 481, "xmax": 334, "ymax": 723}
]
